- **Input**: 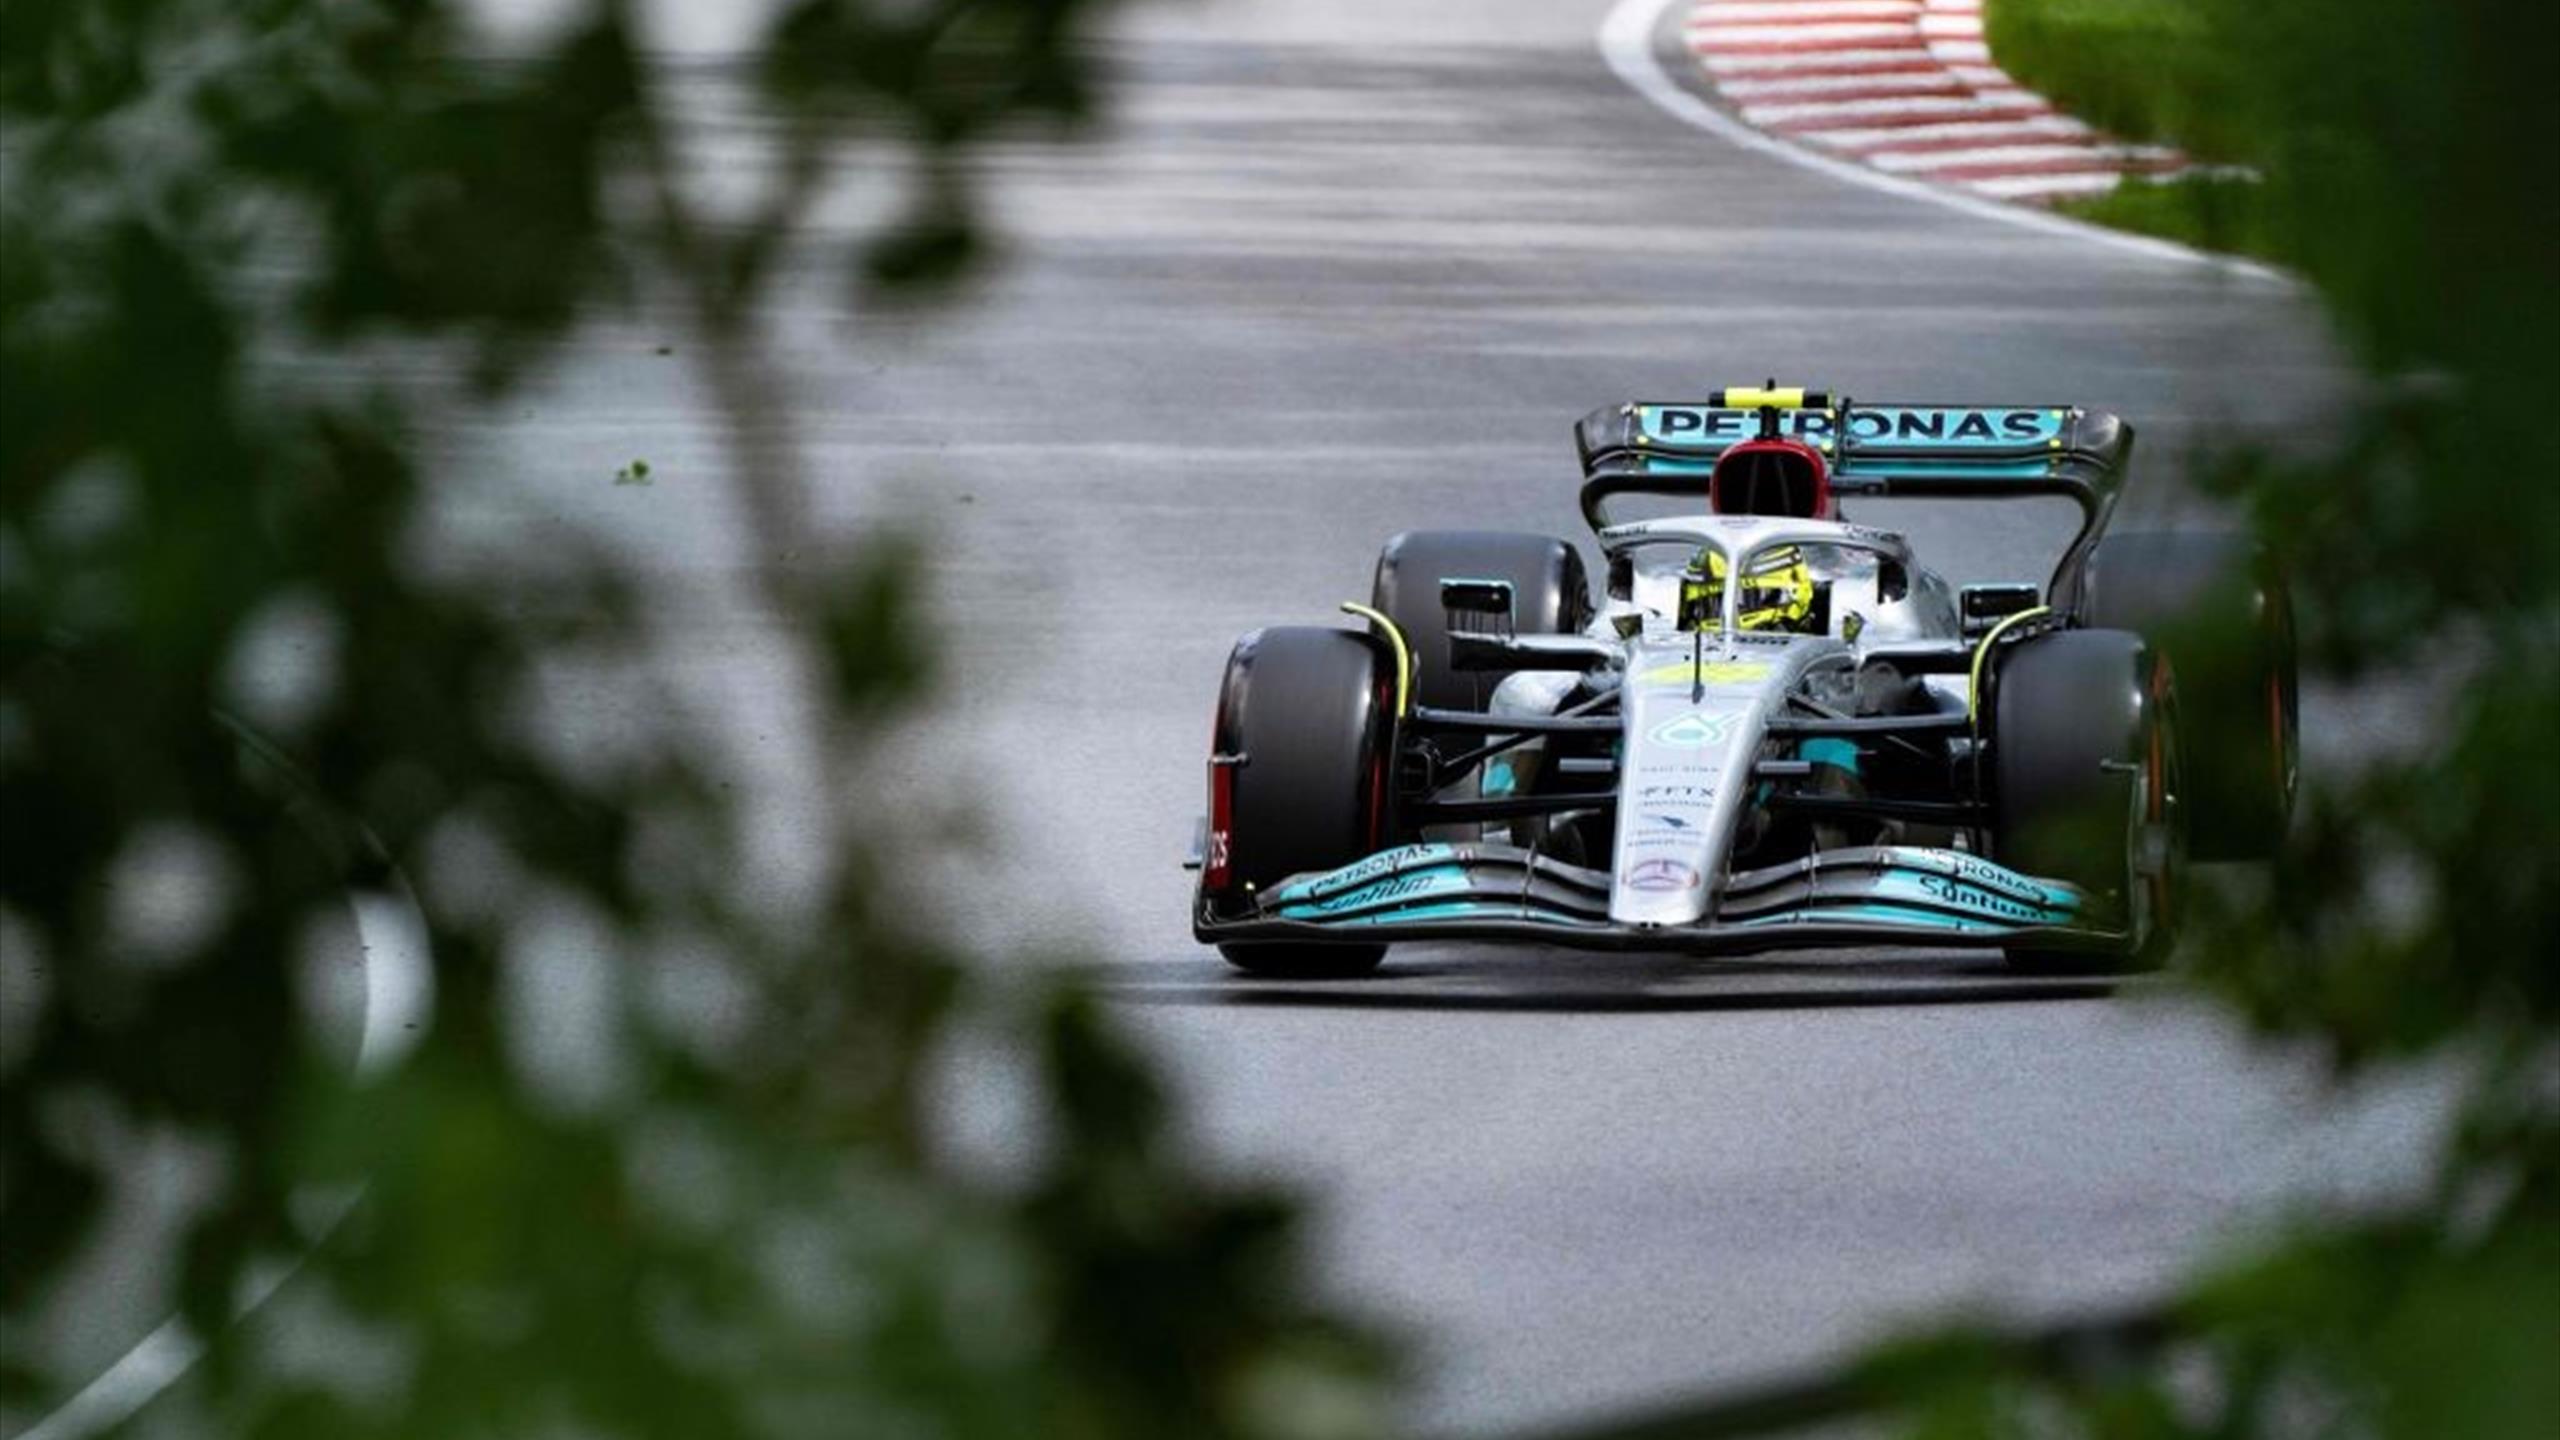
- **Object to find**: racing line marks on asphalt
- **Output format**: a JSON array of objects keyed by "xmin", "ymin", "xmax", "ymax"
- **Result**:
[{"xmin": 1597, "ymin": 0, "xmax": 2290, "ymax": 283}]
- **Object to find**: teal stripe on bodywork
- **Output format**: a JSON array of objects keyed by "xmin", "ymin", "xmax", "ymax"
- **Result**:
[
  {"xmin": 1875, "ymin": 849, "xmax": 2083, "ymax": 909},
  {"xmin": 1633, "ymin": 405, "xmax": 2065, "ymax": 453},
  {"xmin": 1799, "ymin": 738, "xmax": 1859, "ymax": 775},
  {"xmin": 1736, "ymin": 902, "xmax": 2001, "ymax": 933},
  {"xmin": 1276, "ymin": 864, "xmax": 1470, "ymax": 920},
  {"xmin": 1263, "ymin": 843, "xmax": 1459, "ymax": 906},
  {"xmin": 1862, "ymin": 872, "xmax": 2075, "ymax": 926},
  {"xmin": 1630, "ymin": 457, "xmax": 2052, "ymax": 479},
  {"xmin": 1296, "ymin": 901, "xmax": 1600, "ymax": 929},
  {"xmin": 1852, "ymin": 458, "xmax": 2052, "ymax": 479}
]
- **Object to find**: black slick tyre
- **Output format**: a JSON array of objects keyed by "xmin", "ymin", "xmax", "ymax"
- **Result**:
[
  {"xmin": 1202, "ymin": 626, "xmax": 1394, "ymax": 979},
  {"xmin": 2075, "ymin": 530, "xmax": 2296, "ymax": 860},
  {"xmin": 1371, "ymin": 530, "xmax": 1592, "ymax": 711},
  {"xmin": 1991, "ymin": 628, "xmax": 2186, "ymax": 974}
]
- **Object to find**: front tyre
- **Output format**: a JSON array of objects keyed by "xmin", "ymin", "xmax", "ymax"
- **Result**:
[
  {"xmin": 1218, "ymin": 943, "xmax": 1389, "ymax": 980},
  {"xmin": 1201, "ymin": 626, "xmax": 1395, "ymax": 979},
  {"xmin": 1991, "ymin": 629, "xmax": 2186, "ymax": 975}
]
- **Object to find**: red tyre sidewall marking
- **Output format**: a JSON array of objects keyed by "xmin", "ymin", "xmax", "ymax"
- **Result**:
[
  {"xmin": 1365, "ymin": 674, "xmax": 1392, "ymax": 849},
  {"xmin": 1205, "ymin": 685, "xmax": 1236, "ymax": 893},
  {"xmin": 1206, "ymin": 760, "xmax": 1235, "ymax": 892}
]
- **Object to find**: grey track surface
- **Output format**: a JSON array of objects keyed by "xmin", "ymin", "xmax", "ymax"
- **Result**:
[
  {"xmin": 33, "ymin": 0, "xmax": 2445, "ymax": 1435},
  {"xmin": 921, "ymin": 6, "xmax": 2443, "ymax": 1430},
  {"xmin": 477, "ymin": 1, "xmax": 2432, "ymax": 1433}
]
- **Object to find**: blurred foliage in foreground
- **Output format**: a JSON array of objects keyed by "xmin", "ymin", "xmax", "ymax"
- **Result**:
[
  {"xmin": 1993, "ymin": 0, "xmax": 2560, "ymax": 286},
  {"xmin": 1982, "ymin": 0, "xmax": 2271, "ymax": 257},
  {"xmin": 1, "ymin": 2, "xmax": 1389, "ymax": 1437},
  {"xmin": 1543, "ymin": 0, "xmax": 2558, "ymax": 1435},
  {"xmin": 6, "ymin": 0, "xmax": 2554, "ymax": 1435}
]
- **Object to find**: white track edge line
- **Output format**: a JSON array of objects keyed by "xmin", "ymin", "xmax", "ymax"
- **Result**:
[{"xmin": 1598, "ymin": 0, "xmax": 2293, "ymax": 287}]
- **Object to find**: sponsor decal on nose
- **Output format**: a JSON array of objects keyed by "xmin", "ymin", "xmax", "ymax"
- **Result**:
[
  {"xmin": 1626, "ymin": 858, "xmax": 1702, "ymax": 892},
  {"xmin": 1651, "ymin": 711, "xmax": 1742, "ymax": 748}
]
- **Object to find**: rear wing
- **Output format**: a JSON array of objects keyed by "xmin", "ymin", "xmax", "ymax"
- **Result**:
[{"xmin": 1574, "ymin": 396, "xmax": 2135, "ymax": 591}]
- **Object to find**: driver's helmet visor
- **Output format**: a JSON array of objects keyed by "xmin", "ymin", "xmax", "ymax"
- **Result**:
[{"xmin": 1679, "ymin": 546, "xmax": 1816, "ymax": 631}]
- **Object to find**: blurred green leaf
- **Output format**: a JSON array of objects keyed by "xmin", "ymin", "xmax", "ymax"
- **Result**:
[{"xmin": 1, "ymin": 2, "xmax": 1395, "ymax": 1438}]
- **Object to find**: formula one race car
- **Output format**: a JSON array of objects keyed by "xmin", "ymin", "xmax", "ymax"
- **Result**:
[{"xmin": 1189, "ymin": 385, "xmax": 2298, "ymax": 977}]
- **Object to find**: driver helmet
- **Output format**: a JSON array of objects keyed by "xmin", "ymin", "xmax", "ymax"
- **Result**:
[{"xmin": 1679, "ymin": 546, "xmax": 1819, "ymax": 633}]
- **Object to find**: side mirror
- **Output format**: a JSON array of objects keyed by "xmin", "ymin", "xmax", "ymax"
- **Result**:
[
  {"xmin": 1439, "ymin": 577, "xmax": 1516, "ymax": 638},
  {"xmin": 1961, "ymin": 582, "xmax": 2043, "ymax": 634}
]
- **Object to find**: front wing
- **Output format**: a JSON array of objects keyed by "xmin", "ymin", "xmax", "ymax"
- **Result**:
[{"xmin": 1194, "ymin": 841, "xmax": 2130, "ymax": 955}]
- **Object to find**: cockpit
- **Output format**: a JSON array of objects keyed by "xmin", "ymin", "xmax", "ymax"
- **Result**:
[{"xmin": 1592, "ymin": 427, "xmax": 1949, "ymax": 643}]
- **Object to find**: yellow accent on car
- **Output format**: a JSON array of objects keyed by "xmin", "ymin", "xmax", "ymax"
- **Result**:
[
  {"xmin": 1338, "ymin": 601, "xmax": 1413, "ymax": 718},
  {"xmin": 1967, "ymin": 605, "xmax": 2053, "ymax": 732},
  {"xmin": 1723, "ymin": 385, "xmax": 1806, "ymax": 410},
  {"xmin": 1640, "ymin": 660, "xmax": 1771, "ymax": 686}
]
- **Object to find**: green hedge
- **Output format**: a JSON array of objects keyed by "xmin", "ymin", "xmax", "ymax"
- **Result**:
[
  {"xmin": 1983, "ymin": 0, "xmax": 2275, "ymax": 253},
  {"xmin": 1983, "ymin": 0, "xmax": 2254, "ymax": 160}
]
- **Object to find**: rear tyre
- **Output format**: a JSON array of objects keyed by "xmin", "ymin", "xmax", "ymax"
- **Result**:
[
  {"xmin": 1991, "ymin": 629, "xmax": 2185, "ymax": 975},
  {"xmin": 1371, "ymin": 530, "xmax": 1592, "ymax": 711},
  {"xmin": 1203, "ymin": 626, "xmax": 1394, "ymax": 979},
  {"xmin": 2076, "ymin": 530, "xmax": 2296, "ymax": 860}
]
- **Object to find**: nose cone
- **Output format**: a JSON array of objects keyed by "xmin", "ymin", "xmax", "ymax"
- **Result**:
[{"xmin": 1609, "ymin": 642, "xmax": 1770, "ymax": 927}]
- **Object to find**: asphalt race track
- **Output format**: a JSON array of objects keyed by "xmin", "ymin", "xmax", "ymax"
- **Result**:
[
  {"xmin": 31, "ymin": 0, "xmax": 2455, "ymax": 1435},
  {"xmin": 487, "ymin": 0, "xmax": 2438, "ymax": 1432}
]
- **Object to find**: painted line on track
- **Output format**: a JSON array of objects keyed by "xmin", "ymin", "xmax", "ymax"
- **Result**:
[
  {"xmin": 1702, "ymin": 48, "xmax": 1942, "ymax": 74},
  {"xmin": 18, "ymin": 725, "xmax": 436, "ymax": 1440},
  {"xmin": 1597, "ymin": 0, "xmax": 2292, "ymax": 285},
  {"xmin": 1691, "ymin": 0, "xmax": 2191, "ymax": 202}
]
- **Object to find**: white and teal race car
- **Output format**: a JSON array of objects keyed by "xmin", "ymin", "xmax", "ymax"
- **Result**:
[{"xmin": 1189, "ymin": 386, "xmax": 2298, "ymax": 978}]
